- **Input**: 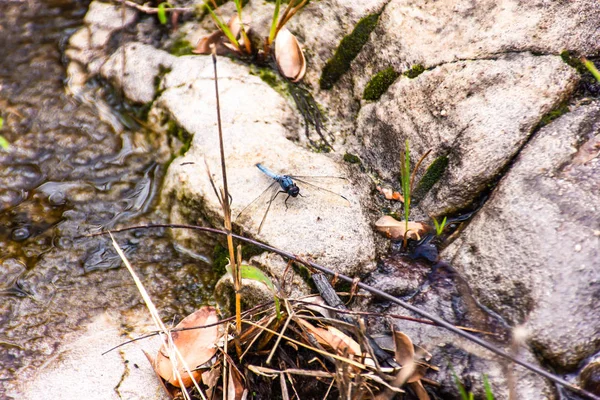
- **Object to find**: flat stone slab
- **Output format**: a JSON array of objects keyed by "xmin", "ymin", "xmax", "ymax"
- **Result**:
[
  {"xmin": 153, "ymin": 56, "xmax": 376, "ymax": 277},
  {"xmin": 442, "ymin": 102, "xmax": 600, "ymax": 369},
  {"xmin": 355, "ymin": 53, "xmax": 578, "ymax": 215}
]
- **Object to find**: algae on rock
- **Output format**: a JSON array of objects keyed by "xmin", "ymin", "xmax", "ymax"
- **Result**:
[{"xmin": 319, "ymin": 13, "xmax": 380, "ymax": 90}]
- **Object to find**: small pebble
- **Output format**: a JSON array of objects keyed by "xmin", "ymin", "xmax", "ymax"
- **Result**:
[
  {"xmin": 11, "ymin": 226, "xmax": 31, "ymax": 242},
  {"xmin": 575, "ymin": 244, "xmax": 582, "ymax": 252}
]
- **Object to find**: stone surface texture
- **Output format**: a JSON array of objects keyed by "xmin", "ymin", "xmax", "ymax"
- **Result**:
[
  {"xmin": 151, "ymin": 55, "xmax": 376, "ymax": 280},
  {"xmin": 101, "ymin": 43, "xmax": 177, "ymax": 104},
  {"xmin": 58, "ymin": 0, "xmax": 600, "ymax": 399},
  {"xmin": 7, "ymin": 312, "xmax": 166, "ymax": 400},
  {"xmin": 356, "ymin": 53, "xmax": 578, "ymax": 215},
  {"xmin": 442, "ymin": 102, "xmax": 600, "ymax": 371}
]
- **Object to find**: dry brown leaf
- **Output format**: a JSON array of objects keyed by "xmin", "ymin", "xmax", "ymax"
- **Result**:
[
  {"xmin": 412, "ymin": 380, "xmax": 431, "ymax": 400},
  {"xmin": 274, "ymin": 28, "xmax": 306, "ymax": 82},
  {"xmin": 202, "ymin": 367, "xmax": 221, "ymax": 399},
  {"xmin": 375, "ymin": 215, "xmax": 430, "ymax": 240},
  {"xmin": 155, "ymin": 306, "xmax": 221, "ymax": 387},
  {"xmin": 376, "ymin": 186, "xmax": 405, "ymax": 202},
  {"xmin": 296, "ymin": 319, "xmax": 360, "ymax": 357},
  {"xmin": 227, "ymin": 362, "xmax": 246, "ymax": 400},
  {"xmin": 193, "ymin": 30, "xmax": 223, "ymax": 54}
]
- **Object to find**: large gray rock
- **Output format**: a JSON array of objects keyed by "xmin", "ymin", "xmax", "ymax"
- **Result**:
[
  {"xmin": 363, "ymin": 258, "xmax": 554, "ymax": 399},
  {"xmin": 352, "ymin": 0, "xmax": 600, "ymax": 93},
  {"xmin": 356, "ymin": 53, "xmax": 578, "ymax": 215},
  {"xmin": 6, "ymin": 312, "xmax": 166, "ymax": 400},
  {"xmin": 442, "ymin": 102, "xmax": 600, "ymax": 370},
  {"xmin": 101, "ymin": 43, "xmax": 177, "ymax": 104},
  {"xmin": 149, "ymin": 55, "xmax": 376, "ymax": 279}
]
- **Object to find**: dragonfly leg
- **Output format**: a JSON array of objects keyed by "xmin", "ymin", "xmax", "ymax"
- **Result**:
[{"xmin": 284, "ymin": 193, "xmax": 291, "ymax": 209}]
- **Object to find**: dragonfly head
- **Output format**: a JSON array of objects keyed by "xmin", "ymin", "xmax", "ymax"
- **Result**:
[{"xmin": 288, "ymin": 184, "xmax": 300, "ymax": 197}]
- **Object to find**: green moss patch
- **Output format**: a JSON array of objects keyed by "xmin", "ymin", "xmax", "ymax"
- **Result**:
[
  {"xmin": 343, "ymin": 152, "xmax": 361, "ymax": 164},
  {"xmin": 319, "ymin": 13, "xmax": 380, "ymax": 90},
  {"xmin": 166, "ymin": 119, "xmax": 192, "ymax": 155},
  {"xmin": 249, "ymin": 66, "xmax": 289, "ymax": 97},
  {"xmin": 560, "ymin": 51, "xmax": 587, "ymax": 75},
  {"xmin": 537, "ymin": 101, "xmax": 570, "ymax": 129},
  {"xmin": 403, "ymin": 64, "xmax": 425, "ymax": 79},
  {"xmin": 363, "ymin": 67, "xmax": 399, "ymax": 101},
  {"xmin": 413, "ymin": 155, "xmax": 449, "ymax": 202},
  {"xmin": 169, "ymin": 38, "xmax": 194, "ymax": 56}
]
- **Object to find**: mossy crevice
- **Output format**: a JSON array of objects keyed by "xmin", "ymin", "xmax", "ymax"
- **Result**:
[
  {"xmin": 403, "ymin": 64, "xmax": 425, "ymax": 79},
  {"xmin": 166, "ymin": 119, "xmax": 192, "ymax": 155},
  {"xmin": 169, "ymin": 37, "xmax": 194, "ymax": 57},
  {"xmin": 319, "ymin": 13, "xmax": 381, "ymax": 90},
  {"xmin": 560, "ymin": 50, "xmax": 587, "ymax": 75},
  {"xmin": 413, "ymin": 155, "xmax": 449, "ymax": 203},
  {"xmin": 536, "ymin": 100, "xmax": 570, "ymax": 130},
  {"xmin": 249, "ymin": 66, "xmax": 289, "ymax": 98},
  {"xmin": 343, "ymin": 152, "xmax": 361, "ymax": 164},
  {"xmin": 363, "ymin": 67, "xmax": 400, "ymax": 101}
]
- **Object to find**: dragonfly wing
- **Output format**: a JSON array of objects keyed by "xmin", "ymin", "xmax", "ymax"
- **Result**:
[
  {"xmin": 235, "ymin": 181, "xmax": 279, "ymax": 229},
  {"xmin": 257, "ymin": 187, "xmax": 286, "ymax": 234},
  {"xmin": 291, "ymin": 176, "xmax": 350, "ymax": 205}
]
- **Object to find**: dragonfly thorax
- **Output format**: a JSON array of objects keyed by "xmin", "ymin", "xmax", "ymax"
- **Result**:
[{"xmin": 278, "ymin": 175, "xmax": 300, "ymax": 197}]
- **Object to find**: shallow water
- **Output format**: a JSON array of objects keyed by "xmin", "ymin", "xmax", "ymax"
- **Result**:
[{"xmin": 0, "ymin": 0, "xmax": 216, "ymax": 394}]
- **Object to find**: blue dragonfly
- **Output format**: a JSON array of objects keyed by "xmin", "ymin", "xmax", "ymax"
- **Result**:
[{"xmin": 236, "ymin": 163, "xmax": 350, "ymax": 234}]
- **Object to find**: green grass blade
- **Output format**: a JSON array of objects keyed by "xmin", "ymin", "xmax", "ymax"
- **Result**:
[
  {"xmin": 483, "ymin": 374, "xmax": 495, "ymax": 400},
  {"xmin": 234, "ymin": 0, "xmax": 243, "ymax": 17},
  {"xmin": 582, "ymin": 57, "xmax": 600, "ymax": 82},
  {"xmin": 206, "ymin": 3, "xmax": 241, "ymax": 50},
  {"xmin": 269, "ymin": 0, "xmax": 281, "ymax": 44},
  {"xmin": 157, "ymin": 2, "xmax": 171, "ymax": 25},
  {"xmin": 0, "ymin": 117, "xmax": 8, "ymax": 150},
  {"xmin": 450, "ymin": 367, "xmax": 470, "ymax": 400},
  {"xmin": 399, "ymin": 139, "xmax": 411, "ymax": 233},
  {"xmin": 228, "ymin": 263, "xmax": 281, "ymax": 318},
  {"xmin": 0, "ymin": 135, "xmax": 9, "ymax": 150}
]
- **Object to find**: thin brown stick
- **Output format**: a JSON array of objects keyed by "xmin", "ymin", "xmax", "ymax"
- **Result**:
[
  {"xmin": 211, "ymin": 50, "xmax": 241, "ymax": 336},
  {"xmin": 113, "ymin": 0, "xmax": 192, "ymax": 14},
  {"xmin": 409, "ymin": 149, "xmax": 432, "ymax": 193}
]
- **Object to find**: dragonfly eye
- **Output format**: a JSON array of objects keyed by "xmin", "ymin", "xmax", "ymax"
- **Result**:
[{"xmin": 289, "ymin": 185, "xmax": 300, "ymax": 197}]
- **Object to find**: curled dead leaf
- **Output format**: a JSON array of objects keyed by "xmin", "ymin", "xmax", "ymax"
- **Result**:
[
  {"xmin": 193, "ymin": 15, "xmax": 251, "ymax": 55},
  {"xmin": 274, "ymin": 28, "xmax": 306, "ymax": 82},
  {"xmin": 155, "ymin": 306, "xmax": 221, "ymax": 387},
  {"xmin": 193, "ymin": 30, "xmax": 223, "ymax": 54},
  {"xmin": 376, "ymin": 186, "xmax": 404, "ymax": 202},
  {"xmin": 296, "ymin": 319, "xmax": 361, "ymax": 357},
  {"xmin": 375, "ymin": 215, "xmax": 430, "ymax": 241}
]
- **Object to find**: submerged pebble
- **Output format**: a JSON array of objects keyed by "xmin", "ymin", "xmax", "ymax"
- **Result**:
[{"xmin": 11, "ymin": 226, "xmax": 31, "ymax": 242}]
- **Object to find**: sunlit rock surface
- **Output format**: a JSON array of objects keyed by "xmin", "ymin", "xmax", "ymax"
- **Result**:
[
  {"xmin": 8, "ymin": 312, "xmax": 167, "ymax": 400},
  {"xmin": 148, "ymin": 55, "xmax": 376, "ymax": 278},
  {"xmin": 442, "ymin": 102, "xmax": 600, "ymax": 370}
]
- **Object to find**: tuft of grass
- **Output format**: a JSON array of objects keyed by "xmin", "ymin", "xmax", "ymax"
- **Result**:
[
  {"xmin": 320, "ymin": 13, "xmax": 380, "ymax": 90},
  {"xmin": 451, "ymin": 367, "xmax": 495, "ymax": 400},
  {"xmin": 266, "ymin": 0, "xmax": 308, "ymax": 54},
  {"xmin": 432, "ymin": 216, "xmax": 447, "ymax": 236},
  {"xmin": 483, "ymin": 374, "xmax": 495, "ymax": 400},
  {"xmin": 205, "ymin": 1, "xmax": 242, "ymax": 52},
  {"xmin": 399, "ymin": 139, "xmax": 411, "ymax": 237},
  {"xmin": 403, "ymin": 64, "xmax": 425, "ymax": 79},
  {"xmin": 363, "ymin": 67, "xmax": 399, "ymax": 101}
]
